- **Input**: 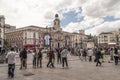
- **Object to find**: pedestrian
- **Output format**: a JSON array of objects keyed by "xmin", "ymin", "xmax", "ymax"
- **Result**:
[
  {"xmin": 87, "ymin": 48, "xmax": 93, "ymax": 62},
  {"xmin": 32, "ymin": 50, "xmax": 37, "ymax": 68},
  {"xmin": 114, "ymin": 47, "xmax": 119, "ymax": 65},
  {"xmin": 6, "ymin": 48, "xmax": 18, "ymax": 78},
  {"xmin": 82, "ymin": 49, "xmax": 87, "ymax": 61},
  {"xmin": 95, "ymin": 48, "xmax": 102, "ymax": 67},
  {"xmin": 79, "ymin": 48, "xmax": 83, "ymax": 61},
  {"xmin": 19, "ymin": 48, "xmax": 27, "ymax": 69},
  {"xmin": 47, "ymin": 49, "xmax": 55, "ymax": 68},
  {"xmin": 110, "ymin": 48, "xmax": 114, "ymax": 61},
  {"xmin": 100, "ymin": 48, "xmax": 105, "ymax": 62},
  {"xmin": 56, "ymin": 48, "xmax": 62, "ymax": 64},
  {"xmin": 37, "ymin": 48, "xmax": 43, "ymax": 68},
  {"xmin": 61, "ymin": 47, "xmax": 69, "ymax": 68}
]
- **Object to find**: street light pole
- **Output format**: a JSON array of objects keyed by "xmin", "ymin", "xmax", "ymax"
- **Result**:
[{"xmin": 49, "ymin": 27, "xmax": 52, "ymax": 50}]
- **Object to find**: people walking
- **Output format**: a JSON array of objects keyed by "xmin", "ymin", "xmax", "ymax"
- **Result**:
[
  {"xmin": 47, "ymin": 49, "xmax": 55, "ymax": 68},
  {"xmin": 87, "ymin": 48, "xmax": 93, "ymax": 62},
  {"xmin": 19, "ymin": 48, "xmax": 27, "ymax": 69},
  {"xmin": 82, "ymin": 49, "xmax": 87, "ymax": 61},
  {"xmin": 61, "ymin": 47, "xmax": 69, "ymax": 68},
  {"xmin": 37, "ymin": 48, "xmax": 43, "ymax": 68},
  {"xmin": 78, "ymin": 48, "xmax": 83, "ymax": 61},
  {"xmin": 95, "ymin": 48, "xmax": 102, "ymax": 67},
  {"xmin": 114, "ymin": 47, "xmax": 119, "ymax": 65},
  {"xmin": 32, "ymin": 50, "xmax": 37, "ymax": 68},
  {"xmin": 100, "ymin": 48, "xmax": 105, "ymax": 62},
  {"xmin": 6, "ymin": 48, "xmax": 18, "ymax": 78},
  {"xmin": 56, "ymin": 48, "xmax": 62, "ymax": 64}
]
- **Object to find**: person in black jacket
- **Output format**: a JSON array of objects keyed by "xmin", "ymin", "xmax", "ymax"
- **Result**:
[
  {"xmin": 19, "ymin": 48, "xmax": 27, "ymax": 69},
  {"xmin": 114, "ymin": 47, "xmax": 119, "ymax": 65},
  {"xmin": 96, "ymin": 48, "xmax": 102, "ymax": 66},
  {"xmin": 56, "ymin": 48, "xmax": 62, "ymax": 64},
  {"xmin": 37, "ymin": 48, "xmax": 43, "ymax": 68}
]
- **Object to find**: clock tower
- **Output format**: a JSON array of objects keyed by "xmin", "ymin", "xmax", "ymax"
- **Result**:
[{"xmin": 53, "ymin": 14, "xmax": 60, "ymax": 30}]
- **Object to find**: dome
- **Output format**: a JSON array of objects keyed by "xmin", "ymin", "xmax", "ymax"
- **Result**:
[{"xmin": 55, "ymin": 14, "xmax": 59, "ymax": 17}]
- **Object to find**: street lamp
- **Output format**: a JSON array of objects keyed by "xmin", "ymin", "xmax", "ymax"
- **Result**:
[{"xmin": 80, "ymin": 37, "xmax": 83, "ymax": 49}]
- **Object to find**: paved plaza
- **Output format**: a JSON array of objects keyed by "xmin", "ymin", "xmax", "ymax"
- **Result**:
[{"xmin": 0, "ymin": 54, "xmax": 120, "ymax": 80}]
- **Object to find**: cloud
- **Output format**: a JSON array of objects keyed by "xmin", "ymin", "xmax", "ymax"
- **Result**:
[
  {"xmin": 82, "ymin": 0, "xmax": 120, "ymax": 18},
  {"xmin": 63, "ymin": 16, "xmax": 104, "ymax": 32},
  {"xmin": 85, "ymin": 20, "xmax": 120, "ymax": 35},
  {"xmin": 0, "ymin": 0, "xmax": 120, "ymax": 35},
  {"xmin": 0, "ymin": 0, "xmax": 84, "ymax": 27},
  {"xmin": 63, "ymin": 0, "xmax": 120, "ymax": 35}
]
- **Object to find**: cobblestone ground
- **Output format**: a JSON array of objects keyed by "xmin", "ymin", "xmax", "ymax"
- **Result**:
[{"xmin": 0, "ymin": 54, "xmax": 120, "ymax": 80}]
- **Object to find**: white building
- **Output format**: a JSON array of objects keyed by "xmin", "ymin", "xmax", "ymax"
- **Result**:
[{"xmin": 0, "ymin": 15, "xmax": 5, "ymax": 51}]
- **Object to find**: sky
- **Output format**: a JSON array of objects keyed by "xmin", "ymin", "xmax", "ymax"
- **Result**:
[{"xmin": 0, "ymin": 0, "xmax": 120, "ymax": 35}]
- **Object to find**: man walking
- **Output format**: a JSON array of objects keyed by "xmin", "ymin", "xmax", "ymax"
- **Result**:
[
  {"xmin": 95, "ymin": 48, "xmax": 102, "ymax": 67},
  {"xmin": 87, "ymin": 48, "xmax": 93, "ymax": 62},
  {"xmin": 19, "ymin": 48, "xmax": 27, "ymax": 69},
  {"xmin": 61, "ymin": 47, "xmax": 69, "ymax": 68},
  {"xmin": 56, "ymin": 48, "xmax": 62, "ymax": 64},
  {"xmin": 47, "ymin": 49, "xmax": 55, "ymax": 68},
  {"xmin": 114, "ymin": 47, "xmax": 119, "ymax": 65},
  {"xmin": 6, "ymin": 48, "xmax": 18, "ymax": 78}
]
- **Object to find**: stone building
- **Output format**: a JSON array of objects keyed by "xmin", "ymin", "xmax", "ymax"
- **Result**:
[{"xmin": 5, "ymin": 14, "xmax": 87, "ymax": 50}]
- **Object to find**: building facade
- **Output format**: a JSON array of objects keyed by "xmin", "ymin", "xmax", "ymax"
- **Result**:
[
  {"xmin": 5, "ymin": 14, "xmax": 87, "ymax": 50},
  {"xmin": 98, "ymin": 30, "xmax": 120, "ymax": 47},
  {"xmin": 0, "ymin": 15, "xmax": 5, "ymax": 51}
]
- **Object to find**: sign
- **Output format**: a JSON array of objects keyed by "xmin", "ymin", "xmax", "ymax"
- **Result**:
[
  {"xmin": 44, "ymin": 33, "xmax": 50, "ymax": 47},
  {"xmin": 65, "ymin": 36, "xmax": 70, "ymax": 47}
]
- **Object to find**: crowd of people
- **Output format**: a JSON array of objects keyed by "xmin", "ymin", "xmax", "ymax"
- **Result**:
[{"xmin": 5, "ymin": 46, "xmax": 120, "ymax": 79}]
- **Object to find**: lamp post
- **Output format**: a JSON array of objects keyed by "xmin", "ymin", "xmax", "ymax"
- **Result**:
[
  {"xmin": 81, "ymin": 37, "xmax": 83, "ymax": 49},
  {"xmin": 49, "ymin": 27, "xmax": 52, "ymax": 50}
]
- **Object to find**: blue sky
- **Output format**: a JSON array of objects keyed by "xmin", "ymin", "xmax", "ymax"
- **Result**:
[
  {"xmin": 61, "ymin": 11, "xmax": 84, "ymax": 27},
  {"xmin": 103, "ymin": 16, "xmax": 120, "ymax": 22}
]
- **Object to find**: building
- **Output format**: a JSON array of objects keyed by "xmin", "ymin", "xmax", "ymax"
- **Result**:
[
  {"xmin": 98, "ymin": 30, "xmax": 120, "ymax": 47},
  {"xmin": 5, "ymin": 14, "xmax": 87, "ymax": 50},
  {"xmin": 0, "ymin": 15, "xmax": 5, "ymax": 51}
]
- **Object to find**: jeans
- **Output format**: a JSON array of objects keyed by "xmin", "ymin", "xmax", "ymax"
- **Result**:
[
  {"xmin": 114, "ymin": 56, "xmax": 119, "ymax": 65},
  {"xmin": 89, "ymin": 56, "xmax": 92, "ymax": 62},
  {"xmin": 8, "ymin": 64, "xmax": 15, "ymax": 78},
  {"xmin": 57, "ymin": 56, "xmax": 61, "ymax": 64},
  {"xmin": 33, "ymin": 58, "xmax": 37, "ymax": 68},
  {"xmin": 37, "ymin": 58, "xmax": 42, "ymax": 67},
  {"xmin": 62, "ymin": 57, "xmax": 68, "ymax": 68}
]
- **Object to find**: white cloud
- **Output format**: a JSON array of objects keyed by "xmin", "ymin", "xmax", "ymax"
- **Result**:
[
  {"xmin": 85, "ymin": 20, "xmax": 120, "ymax": 35},
  {"xmin": 82, "ymin": 0, "xmax": 120, "ymax": 18},
  {"xmin": 0, "ymin": 0, "xmax": 120, "ymax": 35},
  {"xmin": 63, "ymin": 0, "xmax": 120, "ymax": 35},
  {"xmin": 0, "ymin": 0, "xmax": 85, "ymax": 27},
  {"xmin": 63, "ymin": 16, "xmax": 104, "ymax": 33}
]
